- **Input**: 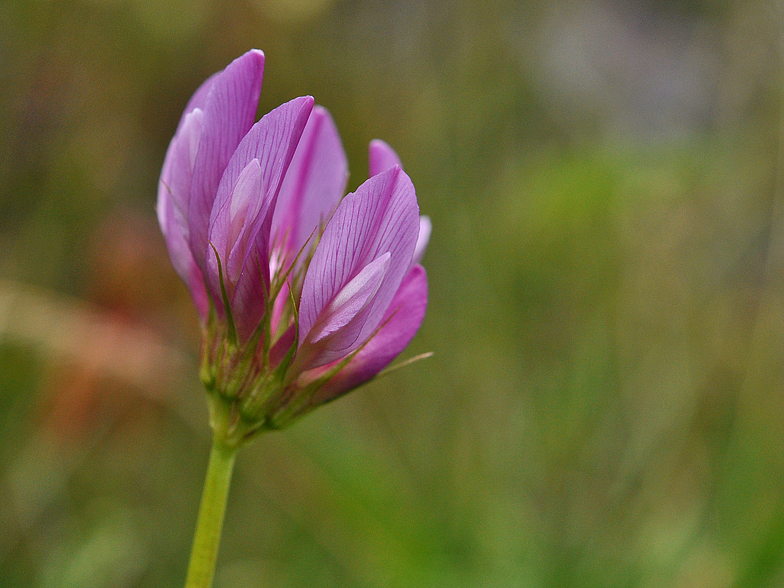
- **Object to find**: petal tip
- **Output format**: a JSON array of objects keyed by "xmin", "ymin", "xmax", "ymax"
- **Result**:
[
  {"xmin": 241, "ymin": 48, "xmax": 265, "ymax": 69},
  {"xmin": 369, "ymin": 139, "xmax": 402, "ymax": 176}
]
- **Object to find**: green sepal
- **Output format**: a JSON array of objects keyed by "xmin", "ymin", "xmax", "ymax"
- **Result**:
[
  {"xmin": 209, "ymin": 243, "xmax": 238, "ymax": 347},
  {"xmin": 376, "ymin": 352, "xmax": 434, "ymax": 379},
  {"xmin": 237, "ymin": 284, "xmax": 300, "ymax": 432},
  {"xmin": 266, "ymin": 312, "xmax": 391, "ymax": 429},
  {"xmin": 199, "ymin": 306, "xmax": 219, "ymax": 390}
]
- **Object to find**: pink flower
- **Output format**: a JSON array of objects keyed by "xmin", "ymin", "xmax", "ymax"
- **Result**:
[
  {"xmin": 285, "ymin": 141, "xmax": 430, "ymax": 413},
  {"xmin": 157, "ymin": 50, "xmax": 429, "ymax": 436}
]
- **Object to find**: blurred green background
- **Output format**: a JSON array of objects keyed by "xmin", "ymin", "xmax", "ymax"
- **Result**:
[{"xmin": 3, "ymin": 0, "xmax": 784, "ymax": 586}]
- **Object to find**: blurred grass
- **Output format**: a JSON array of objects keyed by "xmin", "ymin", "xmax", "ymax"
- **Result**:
[{"xmin": 4, "ymin": 0, "xmax": 784, "ymax": 586}]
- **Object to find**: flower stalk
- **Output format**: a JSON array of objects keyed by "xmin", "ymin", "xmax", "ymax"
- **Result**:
[{"xmin": 184, "ymin": 436, "xmax": 238, "ymax": 588}]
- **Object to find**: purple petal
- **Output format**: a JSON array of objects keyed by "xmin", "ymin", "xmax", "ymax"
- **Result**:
[
  {"xmin": 413, "ymin": 216, "xmax": 431, "ymax": 266},
  {"xmin": 272, "ymin": 106, "xmax": 348, "ymax": 261},
  {"xmin": 308, "ymin": 252, "xmax": 390, "ymax": 343},
  {"xmin": 206, "ymin": 96, "xmax": 314, "ymax": 342},
  {"xmin": 157, "ymin": 65, "xmax": 216, "ymax": 280},
  {"xmin": 176, "ymin": 71, "xmax": 219, "ymax": 134},
  {"xmin": 368, "ymin": 139, "xmax": 402, "ymax": 177},
  {"xmin": 188, "ymin": 49, "xmax": 265, "ymax": 279},
  {"xmin": 158, "ymin": 107, "xmax": 209, "ymax": 319},
  {"xmin": 297, "ymin": 166, "xmax": 419, "ymax": 368},
  {"xmin": 367, "ymin": 140, "xmax": 430, "ymax": 268},
  {"xmin": 307, "ymin": 265, "xmax": 428, "ymax": 404},
  {"xmin": 222, "ymin": 158, "xmax": 265, "ymax": 284},
  {"xmin": 159, "ymin": 110, "xmax": 203, "ymax": 242},
  {"xmin": 157, "ymin": 182, "xmax": 210, "ymax": 319}
]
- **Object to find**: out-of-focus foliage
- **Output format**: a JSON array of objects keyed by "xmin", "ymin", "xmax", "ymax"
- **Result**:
[{"xmin": 3, "ymin": 0, "xmax": 784, "ymax": 586}]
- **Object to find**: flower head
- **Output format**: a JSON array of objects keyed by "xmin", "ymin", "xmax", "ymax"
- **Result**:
[{"xmin": 158, "ymin": 50, "xmax": 429, "ymax": 444}]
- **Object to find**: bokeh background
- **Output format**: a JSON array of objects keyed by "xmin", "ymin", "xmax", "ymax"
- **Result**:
[{"xmin": 3, "ymin": 0, "xmax": 784, "ymax": 586}]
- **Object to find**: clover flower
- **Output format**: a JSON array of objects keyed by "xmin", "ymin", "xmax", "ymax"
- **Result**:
[{"xmin": 157, "ymin": 50, "xmax": 429, "ymax": 445}]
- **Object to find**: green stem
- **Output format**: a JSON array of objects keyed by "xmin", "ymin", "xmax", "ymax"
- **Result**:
[{"xmin": 185, "ymin": 436, "xmax": 238, "ymax": 588}]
